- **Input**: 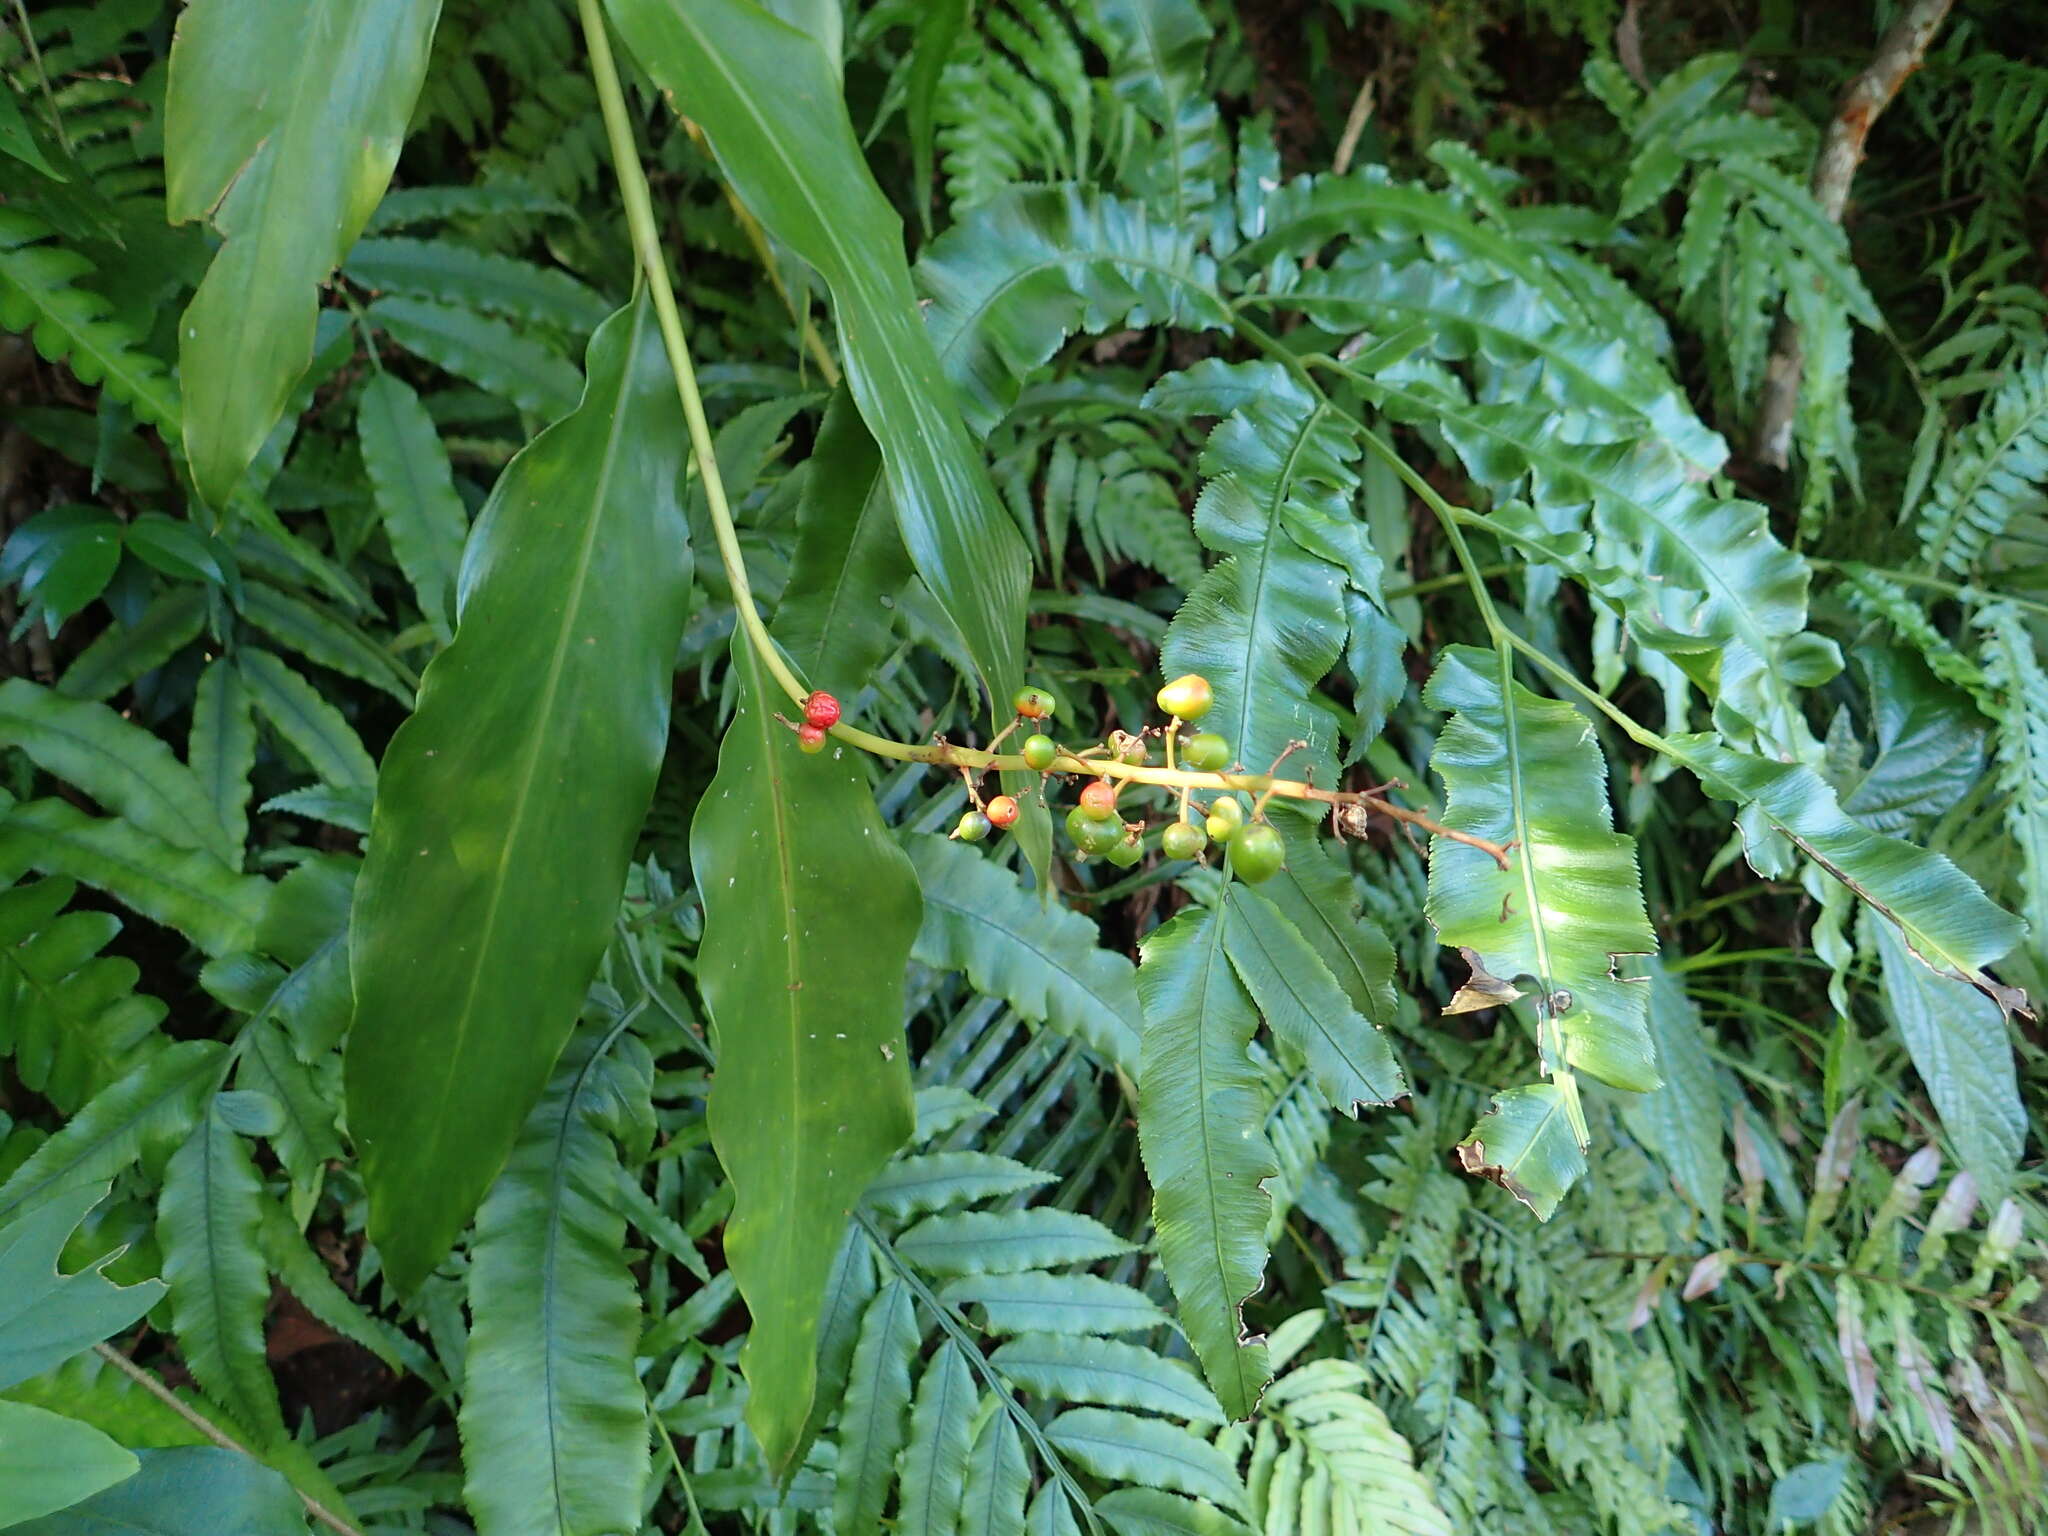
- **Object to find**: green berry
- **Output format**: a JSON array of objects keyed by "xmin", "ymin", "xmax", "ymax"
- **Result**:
[
  {"xmin": 1230, "ymin": 821, "xmax": 1284, "ymax": 884},
  {"xmin": 1182, "ymin": 732, "xmax": 1231, "ymax": 772},
  {"xmin": 1022, "ymin": 733, "xmax": 1058, "ymax": 771},
  {"xmin": 1066, "ymin": 807, "xmax": 1123, "ymax": 856},
  {"xmin": 1079, "ymin": 779, "xmax": 1120, "ymax": 820},
  {"xmin": 1108, "ymin": 731, "xmax": 1148, "ymax": 764},
  {"xmin": 1156, "ymin": 673, "xmax": 1213, "ymax": 722},
  {"xmin": 1105, "ymin": 827, "xmax": 1145, "ymax": 867},
  {"xmin": 955, "ymin": 810, "xmax": 992, "ymax": 843},
  {"xmin": 1205, "ymin": 795, "xmax": 1245, "ymax": 843},
  {"xmin": 1012, "ymin": 685, "xmax": 1059, "ymax": 721},
  {"xmin": 1161, "ymin": 821, "xmax": 1208, "ymax": 860}
]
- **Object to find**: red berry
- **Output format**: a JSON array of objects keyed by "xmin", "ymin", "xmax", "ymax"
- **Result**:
[
  {"xmin": 797, "ymin": 723, "xmax": 827, "ymax": 754},
  {"xmin": 804, "ymin": 690, "xmax": 841, "ymax": 729},
  {"xmin": 1079, "ymin": 779, "xmax": 1119, "ymax": 819},
  {"xmin": 985, "ymin": 794, "xmax": 1020, "ymax": 828}
]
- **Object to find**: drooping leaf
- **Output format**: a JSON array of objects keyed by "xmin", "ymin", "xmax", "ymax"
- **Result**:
[
  {"xmin": 960, "ymin": 1409, "xmax": 1030, "ymax": 1536},
  {"xmin": 833, "ymin": 1279, "xmax": 920, "ymax": 1534},
  {"xmin": 343, "ymin": 236, "xmax": 611, "ymax": 333},
  {"xmin": 903, "ymin": 833, "xmax": 1143, "ymax": 1072},
  {"xmin": 1454, "ymin": 1082, "xmax": 1589, "ymax": 1222},
  {"xmin": 1673, "ymin": 736, "xmax": 2026, "ymax": 1003},
  {"xmin": 0, "ymin": 1182, "xmax": 165, "ymax": 1391},
  {"xmin": 157, "ymin": 1098, "xmax": 283, "ymax": 1443},
  {"xmin": 0, "ymin": 1401, "xmax": 139, "ymax": 1527},
  {"xmin": 189, "ymin": 660, "xmax": 256, "ymax": 860},
  {"xmin": 608, "ymin": 0, "xmax": 1031, "ymax": 712},
  {"xmin": 0, "ymin": 800, "xmax": 268, "ymax": 957},
  {"xmin": 1223, "ymin": 882, "xmax": 1404, "ymax": 1113},
  {"xmin": 1424, "ymin": 645, "xmax": 1659, "ymax": 1094},
  {"xmin": 1618, "ymin": 962, "xmax": 1727, "ymax": 1233},
  {"xmin": 165, "ymin": 0, "xmax": 440, "ymax": 507},
  {"xmin": 355, "ymin": 371, "xmax": 469, "ymax": 642},
  {"xmin": 461, "ymin": 1026, "xmax": 651, "ymax": 1536},
  {"xmin": 236, "ymin": 584, "xmax": 414, "ymax": 704},
  {"xmin": 0, "ymin": 678, "xmax": 237, "ymax": 865},
  {"xmin": 5, "ymin": 1446, "xmax": 308, "ymax": 1536},
  {"xmin": 237, "ymin": 651, "xmax": 376, "ymax": 794},
  {"xmin": 690, "ymin": 632, "xmax": 919, "ymax": 1473},
  {"xmin": 897, "ymin": 1341, "xmax": 977, "ymax": 1536},
  {"xmin": 346, "ymin": 293, "xmax": 691, "ymax": 1293},
  {"xmin": 1872, "ymin": 918, "xmax": 2024, "ymax": 1202},
  {"xmin": 369, "ymin": 295, "xmax": 583, "ymax": 423},
  {"xmin": 1136, "ymin": 902, "xmax": 1275, "ymax": 1419}
]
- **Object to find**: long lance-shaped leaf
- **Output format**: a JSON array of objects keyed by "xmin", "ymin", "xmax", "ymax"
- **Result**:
[
  {"xmin": 346, "ymin": 294, "xmax": 691, "ymax": 1293},
  {"xmin": 833, "ymin": 1280, "xmax": 920, "ymax": 1534},
  {"xmin": 1669, "ymin": 735, "xmax": 2026, "ymax": 1005},
  {"xmin": 606, "ymin": 0, "xmax": 1030, "ymax": 713},
  {"xmin": 190, "ymin": 659, "xmax": 256, "ymax": 860},
  {"xmin": 1424, "ymin": 645, "xmax": 1659, "ymax": 1096},
  {"xmin": 461, "ymin": 1027, "xmax": 651, "ymax": 1536},
  {"xmin": 356, "ymin": 371, "xmax": 469, "ymax": 643},
  {"xmin": 1136, "ymin": 902, "xmax": 1275, "ymax": 1420},
  {"xmin": 690, "ymin": 631, "xmax": 920, "ymax": 1474},
  {"xmin": 903, "ymin": 833, "xmax": 1143, "ymax": 1073},
  {"xmin": 157, "ymin": 1097, "xmax": 283, "ymax": 1445},
  {"xmin": 1148, "ymin": 360, "xmax": 1369, "ymax": 792},
  {"xmin": 166, "ymin": 0, "xmax": 441, "ymax": 508}
]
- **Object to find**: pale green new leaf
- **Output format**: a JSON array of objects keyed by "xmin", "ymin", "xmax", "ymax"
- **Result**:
[
  {"xmin": 0, "ymin": 1182, "xmax": 165, "ymax": 1391},
  {"xmin": 348, "ymin": 295, "xmax": 691, "ymax": 1294},
  {"xmin": 904, "ymin": 833, "xmax": 1142, "ymax": 1072},
  {"xmin": 356, "ymin": 372, "xmax": 469, "ymax": 641},
  {"xmin": 691, "ymin": 631, "xmax": 918, "ymax": 1473},
  {"xmin": 166, "ymin": 0, "xmax": 439, "ymax": 507},
  {"xmin": 895, "ymin": 1207, "xmax": 1130, "ymax": 1276},
  {"xmin": 608, "ymin": 0, "xmax": 1030, "ymax": 711},
  {"xmin": 1873, "ymin": 919, "xmax": 2024, "ymax": 1201},
  {"xmin": 0, "ymin": 800, "xmax": 268, "ymax": 956},
  {"xmin": 1424, "ymin": 645, "xmax": 1659, "ymax": 1093},
  {"xmin": 0, "ymin": 678, "xmax": 236, "ymax": 864},
  {"xmin": 461, "ymin": 1027, "xmax": 651, "ymax": 1536},
  {"xmin": 157, "ymin": 1098, "xmax": 284, "ymax": 1443},
  {"xmin": 1136, "ymin": 902, "xmax": 1276, "ymax": 1420}
]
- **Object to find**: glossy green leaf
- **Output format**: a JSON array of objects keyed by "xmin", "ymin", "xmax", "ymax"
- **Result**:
[
  {"xmin": 237, "ymin": 651, "xmax": 375, "ymax": 793},
  {"xmin": 772, "ymin": 388, "xmax": 911, "ymax": 699},
  {"xmin": 1136, "ymin": 902, "xmax": 1275, "ymax": 1420},
  {"xmin": 1224, "ymin": 883, "xmax": 1404, "ymax": 1114},
  {"xmin": 347, "ymin": 295, "xmax": 691, "ymax": 1293},
  {"xmin": 0, "ymin": 801, "xmax": 267, "ymax": 957},
  {"xmin": 903, "ymin": 833, "xmax": 1142, "ymax": 1072},
  {"xmin": 0, "ymin": 678, "xmax": 236, "ymax": 865},
  {"xmin": 1872, "ymin": 918, "xmax": 2024, "ymax": 1201},
  {"xmin": 690, "ymin": 629, "xmax": 918, "ymax": 1473},
  {"xmin": 369, "ymin": 295, "xmax": 583, "ymax": 422},
  {"xmin": 608, "ymin": 0, "xmax": 1030, "ymax": 711},
  {"xmin": 1454, "ymin": 1082, "xmax": 1588, "ymax": 1222},
  {"xmin": 5, "ymin": 1446, "xmax": 307, "ymax": 1536},
  {"xmin": 1673, "ymin": 736, "xmax": 2026, "ymax": 1002},
  {"xmin": 990, "ymin": 1335, "xmax": 1226, "ymax": 1424},
  {"xmin": 0, "ymin": 1401, "xmax": 139, "ymax": 1527},
  {"xmin": 166, "ymin": 0, "xmax": 440, "ymax": 507},
  {"xmin": 0, "ymin": 1182, "xmax": 165, "ymax": 1391},
  {"xmin": 157, "ymin": 1098, "xmax": 283, "ymax": 1443},
  {"xmin": 898, "ymin": 1341, "xmax": 976, "ymax": 1536},
  {"xmin": 0, "ymin": 505, "xmax": 120, "ymax": 634},
  {"xmin": 189, "ymin": 660, "xmax": 255, "ymax": 860},
  {"xmin": 833, "ymin": 1280, "xmax": 919, "ymax": 1534},
  {"xmin": 355, "ymin": 371, "xmax": 469, "ymax": 642},
  {"xmin": 461, "ymin": 1027, "xmax": 651, "ymax": 1536},
  {"xmin": 1424, "ymin": 645, "xmax": 1659, "ymax": 1095},
  {"xmin": 0, "ymin": 1041, "xmax": 223, "ymax": 1224}
]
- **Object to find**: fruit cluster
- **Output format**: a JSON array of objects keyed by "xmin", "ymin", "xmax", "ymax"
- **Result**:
[{"xmin": 964, "ymin": 672, "xmax": 1286, "ymax": 884}]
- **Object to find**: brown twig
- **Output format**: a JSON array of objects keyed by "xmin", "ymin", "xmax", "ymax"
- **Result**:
[
  {"xmin": 91, "ymin": 1344, "xmax": 366, "ymax": 1536},
  {"xmin": 1753, "ymin": 0, "xmax": 1953, "ymax": 468}
]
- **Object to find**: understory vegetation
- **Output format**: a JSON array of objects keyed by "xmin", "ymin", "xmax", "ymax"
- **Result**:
[{"xmin": 0, "ymin": 1, "xmax": 2044, "ymax": 1533}]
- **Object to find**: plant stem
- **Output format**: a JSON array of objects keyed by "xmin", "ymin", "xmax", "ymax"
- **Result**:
[{"xmin": 91, "ymin": 1344, "xmax": 365, "ymax": 1536}]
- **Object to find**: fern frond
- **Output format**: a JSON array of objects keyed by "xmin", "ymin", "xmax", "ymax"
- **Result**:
[
  {"xmin": 1915, "ymin": 353, "xmax": 2048, "ymax": 574},
  {"xmin": 1977, "ymin": 604, "xmax": 2048, "ymax": 961}
]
